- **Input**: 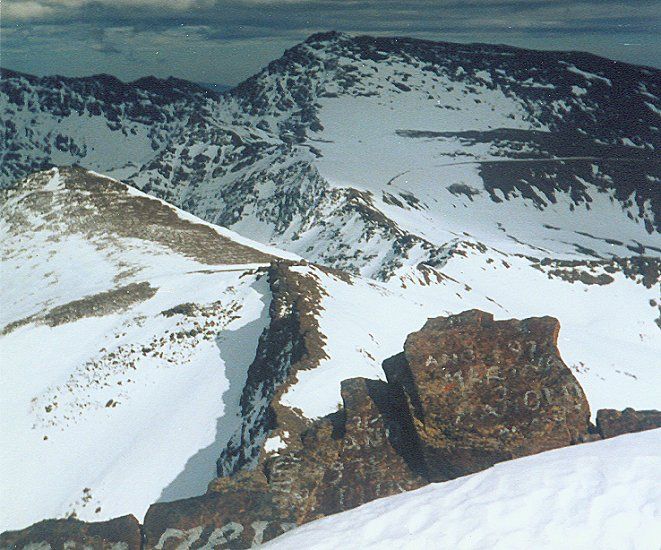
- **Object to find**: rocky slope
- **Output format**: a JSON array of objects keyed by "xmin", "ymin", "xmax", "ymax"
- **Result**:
[{"xmin": 3, "ymin": 305, "xmax": 659, "ymax": 548}]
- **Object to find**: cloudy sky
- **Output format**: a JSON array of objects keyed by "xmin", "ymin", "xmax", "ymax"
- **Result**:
[{"xmin": 2, "ymin": 0, "xmax": 659, "ymax": 85}]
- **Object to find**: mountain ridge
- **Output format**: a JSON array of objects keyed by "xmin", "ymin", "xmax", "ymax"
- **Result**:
[
  {"xmin": 1, "ymin": 165, "xmax": 659, "ymax": 544},
  {"xmin": 2, "ymin": 32, "xmax": 659, "ymax": 279}
]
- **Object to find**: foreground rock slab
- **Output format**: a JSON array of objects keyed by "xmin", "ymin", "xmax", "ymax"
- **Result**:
[
  {"xmin": 0, "ymin": 515, "xmax": 141, "ymax": 549},
  {"xmin": 143, "ymin": 477, "xmax": 296, "ymax": 549}
]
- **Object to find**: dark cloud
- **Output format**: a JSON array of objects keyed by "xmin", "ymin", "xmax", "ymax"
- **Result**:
[{"xmin": 2, "ymin": 0, "xmax": 659, "ymax": 83}]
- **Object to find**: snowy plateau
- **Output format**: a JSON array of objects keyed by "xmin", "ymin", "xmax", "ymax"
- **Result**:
[{"xmin": 0, "ymin": 32, "xmax": 659, "ymax": 549}]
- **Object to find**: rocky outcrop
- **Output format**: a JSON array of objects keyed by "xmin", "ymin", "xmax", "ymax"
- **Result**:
[
  {"xmin": 596, "ymin": 408, "xmax": 661, "ymax": 439},
  {"xmin": 145, "ymin": 377, "xmax": 425, "ymax": 546},
  {"xmin": 143, "ymin": 476, "xmax": 295, "ymax": 549},
  {"xmin": 217, "ymin": 260, "xmax": 331, "ymax": 476},
  {"xmin": 383, "ymin": 309, "xmax": 592, "ymax": 481},
  {"xmin": 4, "ymin": 309, "xmax": 657, "ymax": 549},
  {"xmin": 143, "ymin": 309, "xmax": 594, "ymax": 547},
  {"xmin": 0, "ymin": 515, "xmax": 141, "ymax": 549},
  {"xmin": 257, "ymin": 377, "xmax": 426, "ymax": 522}
]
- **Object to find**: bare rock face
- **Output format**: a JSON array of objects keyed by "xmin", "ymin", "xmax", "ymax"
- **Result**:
[
  {"xmin": 143, "ymin": 473, "xmax": 296, "ymax": 549},
  {"xmin": 261, "ymin": 377, "xmax": 425, "ymax": 523},
  {"xmin": 596, "ymin": 408, "xmax": 661, "ymax": 439},
  {"xmin": 383, "ymin": 309, "xmax": 592, "ymax": 481},
  {"xmin": 146, "ymin": 309, "xmax": 593, "ymax": 548},
  {"xmin": 0, "ymin": 515, "xmax": 141, "ymax": 549}
]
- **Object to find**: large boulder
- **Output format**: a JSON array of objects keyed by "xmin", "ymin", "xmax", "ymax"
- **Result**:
[
  {"xmin": 383, "ymin": 309, "xmax": 592, "ymax": 480},
  {"xmin": 0, "ymin": 515, "xmax": 141, "ymax": 549},
  {"xmin": 596, "ymin": 408, "xmax": 661, "ymax": 439}
]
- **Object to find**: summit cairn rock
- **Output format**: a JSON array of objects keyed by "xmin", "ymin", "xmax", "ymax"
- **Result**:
[{"xmin": 383, "ymin": 309, "xmax": 592, "ymax": 481}]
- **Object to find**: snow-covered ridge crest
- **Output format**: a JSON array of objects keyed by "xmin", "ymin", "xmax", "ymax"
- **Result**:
[{"xmin": 0, "ymin": 166, "xmax": 292, "ymax": 530}]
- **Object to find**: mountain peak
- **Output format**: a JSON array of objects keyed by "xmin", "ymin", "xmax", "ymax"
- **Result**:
[{"xmin": 303, "ymin": 30, "xmax": 349, "ymax": 44}]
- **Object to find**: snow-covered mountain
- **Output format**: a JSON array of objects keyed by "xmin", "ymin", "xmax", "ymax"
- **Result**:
[
  {"xmin": 0, "ymin": 32, "xmax": 659, "ymax": 546},
  {"xmin": 2, "ymin": 32, "xmax": 659, "ymax": 281}
]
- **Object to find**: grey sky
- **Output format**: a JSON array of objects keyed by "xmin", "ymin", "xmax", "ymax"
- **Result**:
[{"xmin": 1, "ymin": 0, "xmax": 659, "ymax": 85}]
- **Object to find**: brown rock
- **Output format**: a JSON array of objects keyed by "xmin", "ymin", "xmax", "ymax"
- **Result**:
[
  {"xmin": 383, "ymin": 309, "xmax": 591, "ymax": 481},
  {"xmin": 143, "ymin": 472, "xmax": 296, "ymax": 549},
  {"xmin": 207, "ymin": 377, "xmax": 425, "ymax": 538},
  {"xmin": 0, "ymin": 515, "xmax": 141, "ymax": 550},
  {"xmin": 262, "ymin": 378, "xmax": 425, "ymax": 523},
  {"xmin": 596, "ymin": 408, "xmax": 661, "ymax": 439}
]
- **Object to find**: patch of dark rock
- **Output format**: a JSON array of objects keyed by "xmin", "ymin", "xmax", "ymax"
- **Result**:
[
  {"xmin": 596, "ymin": 408, "xmax": 661, "ymax": 439},
  {"xmin": 382, "ymin": 191, "xmax": 405, "ymax": 208},
  {"xmin": 161, "ymin": 303, "xmax": 199, "ymax": 317},
  {"xmin": 1, "ymin": 282, "xmax": 158, "ymax": 335},
  {"xmin": 0, "ymin": 515, "xmax": 141, "ymax": 549},
  {"xmin": 399, "ymin": 191, "xmax": 424, "ymax": 209},
  {"xmin": 44, "ymin": 282, "xmax": 158, "ymax": 327},
  {"xmin": 447, "ymin": 183, "xmax": 481, "ymax": 200},
  {"xmin": 546, "ymin": 269, "xmax": 614, "ymax": 285}
]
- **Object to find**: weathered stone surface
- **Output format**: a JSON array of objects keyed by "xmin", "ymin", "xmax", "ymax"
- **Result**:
[
  {"xmin": 383, "ymin": 309, "xmax": 592, "ymax": 481},
  {"xmin": 596, "ymin": 408, "xmax": 661, "ymax": 439},
  {"xmin": 144, "ymin": 471, "xmax": 296, "ymax": 550},
  {"xmin": 0, "ymin": 515, "xmax": 141, "ymax": 550},
  {"xmin": 262, "ymin": 377, "xmax": 425, "ymax": 523},
  {"xmin": 143, "ymin": 472, "xmax": 296, "ymax": 549},
  {"xmin": 147, "ymin": 377, "xmax": 423, "ymax": 548}
]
